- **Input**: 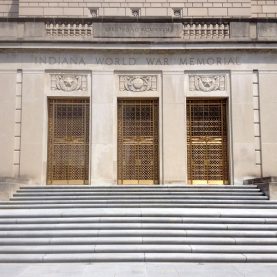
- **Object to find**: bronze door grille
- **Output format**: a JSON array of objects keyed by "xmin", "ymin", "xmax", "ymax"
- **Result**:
[
  {"xmin": 187, "ymin": 99, "xmax": 229, "ymax": 185},
  {"xmin": 47, "ymin": 99, "xmax": 89, "ymax": 185},
  {"xmin": 118, "ymin": 99, "xmax": 159, "ymax": 185}
]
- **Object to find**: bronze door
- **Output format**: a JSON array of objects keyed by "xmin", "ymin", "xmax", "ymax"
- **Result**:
[
  {"xmin": 47, "ymin": 99, "xmax": 90, "ymax": 185},
  {"xmin": 118, "ymin": 99, "xmax": 159, "ymax": 185},
  {"xmin": 187, "ymin": 99, "xmax": 229, "ymax": 185}
]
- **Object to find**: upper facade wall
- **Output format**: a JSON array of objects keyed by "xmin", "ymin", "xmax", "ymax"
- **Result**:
[
  {"xmin": 252, "ymin": 0, "xmax": 277, "ymax": 18},
  {"xmin": 1, "ymin": 0, "xmax": 276, "ymax": 18},
  {"xmin": 18, "ymin": 0, "xmax": 251, "ymax": 18},
  {"xmin": 0, "ymin": 0, "xmax": 18, "ymax": 17}
]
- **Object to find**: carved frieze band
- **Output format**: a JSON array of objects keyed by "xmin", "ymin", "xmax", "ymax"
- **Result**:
[
  {"xmin": 189, "ymin": 75, "xmax": 226, "ymax": 92},
  {"xmin": 183, "ymin": 23, "xmax": 229, "ymax": 39},
  {"xmin": 46, "ymin": 23, "xmax": 93, "ymax": 37},
  {"xmin": 119, "ymin": 75, "xmax": 158, "ymax": 92},
  {"xmin": 45, "ymin": 22, "xmax": 229, "ymax": 40},
  {"xmin": 50, "ymin": 74, "xmax": 88, "ymax": 92}
]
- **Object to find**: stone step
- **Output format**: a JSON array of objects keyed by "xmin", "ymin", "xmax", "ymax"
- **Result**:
[
  {"xmin": 1, "ymin": 252, "xmax": 277, "ymax": 263},
  {"xmin": 0, "ymin": 229, "xmax": 276, "ymax": 238},
  {"xmin": 21, "ymin": 185, "xmax": 258, "ymax": 190},
  {"xmin": 11, "ymin": 195, "xmax": 267, "ymax": 200},
  {"xmin": 0, "ymin": 216, "xmax": 276, "ymax": 224},
  {"xmin": 0, "ymin": 222, "xmax": 276, "ymax": 231},
  {"xmin": 1, "ymin": 208, "xmax": 277, "ymax": 218},
  {"xmin": 0, "ymin": 185, "xmax": 276, "ymax": 264},
  {"xmin": 1, "ymin": 244, "xmax": 277, "ymax": 254},
  {"xmin": 2, "ymin": 236, "xmax": 277, "ymax": 245},
  {"xmin": 1, "ymin": 185, "xmax": 276, "ymax": 264},
  {"xmin": 14, "ymin": 191, "xmax": 265, "ymax": 196},
  {"xmin": 18, "ymin": 188, "xmax": 262, "ymax": 193},
  {"xmin": 0, "ymin": 201, "xmax": 277, "ymax": 209},
  {"xmin": 9, "ymin": 199, "xmax": 270, "ymax": 204}
]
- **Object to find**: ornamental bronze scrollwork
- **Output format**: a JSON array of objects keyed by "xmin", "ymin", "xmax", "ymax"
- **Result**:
[{"xmin": 119, "ymin": 75, "xmax": 157, "ymax": 92}]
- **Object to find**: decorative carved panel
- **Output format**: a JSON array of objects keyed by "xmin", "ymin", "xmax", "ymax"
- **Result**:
[
  {"xmin": 119, "ymin": 75, "xmax": 157, "ymax": 92},
  {"xmin": 50, "ymin": 74, "xmax": 88, "ymax": 92},
  {"xmin": 46, "ymin": 23, "xmax": 93, "ymax": 37},
  {"xmin": 183, "ymin": 23, "xmax": 229, "ymax": 40},
  {"xmin": 189, "ymin": 75, "xmax": 226, "ymax": 92}
]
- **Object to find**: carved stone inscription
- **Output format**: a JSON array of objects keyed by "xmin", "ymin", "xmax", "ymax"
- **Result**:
[
  {"xmin": 119, "ymin": 75, "xmax": 157, "ymax": 92},
  {"xmin": 51, "ymin": 74, "xmax": 88, "ymax": 92},
  {"xmin": 94, "ymin": 23, "xmax": 183, "ymax": 38},
  {"xmin": 189, "ymin": 75, "xmax": 226, "ymax": 92},
  {"xmin": 34, "ymin": 55, "xmax": 240, "ymax": 66}
]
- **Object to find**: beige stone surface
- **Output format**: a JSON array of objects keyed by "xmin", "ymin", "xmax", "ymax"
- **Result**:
[
  {"xmin": 20, "ymin": 71, "xmax": 45, "ymax": 184},
  {"xmin": 252, "ymin": 0, "xmax": 277, "ymax": 18},
  {"xmin": 163, "ymin": 72, "xmax": 186, "ymax": 184},
  {"xmin": 0, "ymin": 183, "xmax": 33, "ymax": 201},
  {"xmin": 259, "ymin": 72, "xmax": 277, "ymax": 177},
  {"xmin": 0, "ymin": 71, "xmax": 17, "ymax": 178},
  {"xmin": 262, "ymin": 145, "xmax": 277, "ymax": 177},
  {"xmin": 163, "ymin": 103, "xmax": 186, "ymax": 183},
  {"xmin": 91, "ymin": 72, "xmax": 114, "ymax": 184},
  {"xmin": 0, "ymin": 0, "xmax": 18, "ymax": 17},
  {"xmin": 231, "ymin": 71, "xmax": 259, "ymax": 183},
  {"xmin": 0, "ymin": 0, "xmax": 270, "ymax": 18}
]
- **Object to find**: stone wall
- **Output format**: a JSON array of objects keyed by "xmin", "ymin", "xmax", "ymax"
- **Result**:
[
  {"xmin": 252, "ymin": 0, "xmax": 277, "ymax": 18},
  {"xmin": 0, "ymin": 0, "xmax": 269, "ymax": 18},
  {"xmin": 1, "ymin": 49, "xmax": 277, "ymax": 185},
  {"xmin": 0, "ymin": 0, "xmax": 18, "ymax": 17},
  {"xmin": 18, "ymin": 0, "xmax": 251, "ymax": 18}
]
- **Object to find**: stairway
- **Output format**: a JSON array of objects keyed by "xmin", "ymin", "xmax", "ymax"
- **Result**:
[{"xmin": 1, "ymin": 185, "xmax": 277, "ymax": 262}]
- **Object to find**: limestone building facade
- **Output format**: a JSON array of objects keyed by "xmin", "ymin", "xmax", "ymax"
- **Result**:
[{"xmin": 0, "ymin": 1, "xmax": 277, "ymax": 186}]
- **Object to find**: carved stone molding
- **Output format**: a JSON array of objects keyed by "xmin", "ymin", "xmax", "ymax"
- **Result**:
[
  {"xmin": 50, "ymin": 74, "xmax": 88, "ymax": 92},
  {"xmin": 189, "ymin": 75, "xmax": 226, "ymax": 92},
  {"xmin": 183, "ymin": 23, "xmax": 229, "ymax": 40},
  {"xmin": 119, "ymin": 75, "xmax": 157, "ymax": 92},
  {"xmin": 46, "ymin": 23, "xmax": 93, "ymax": 37}
]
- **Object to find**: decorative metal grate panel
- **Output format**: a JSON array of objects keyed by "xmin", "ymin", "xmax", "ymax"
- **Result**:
[
  {"xmin": 118, "ymin": 99, "xmax": 159, "ymax": 185},
  {"xmin": 187, "ymin": 99, "xmax": 229, "ymax": 185},
  {"xmin": 47, "ymin": 99, "xmax": 90, "ymax": 184}
]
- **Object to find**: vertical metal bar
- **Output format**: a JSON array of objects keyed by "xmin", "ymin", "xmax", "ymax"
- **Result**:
[
  {"xmin": 188, "ymin": 100, "xmax": 193, "ymax": 184},
  {"xmin": 221, "ymin": 101, "xmax": 224, "ymax": 183}
]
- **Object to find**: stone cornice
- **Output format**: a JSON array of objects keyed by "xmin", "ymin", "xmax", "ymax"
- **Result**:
[
  {"xmin": 1, "ymin": 42, "xmax": 277, "ymax": 51},
  {"xmin": 0, "ymin": 20, "xmax": 276, "ymax": 45}
]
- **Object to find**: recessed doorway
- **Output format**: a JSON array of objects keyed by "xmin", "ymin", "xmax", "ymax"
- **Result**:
[
  {"xmin": 187, "ymin": 99, "xmax": 229, "ymax": 185},
  {"xmin": 47, "ymin": 98, "xmax": 90, "ymax": 185},
  {"xmin": 117, "ymin": 99, "xmax": 159, "ymax": 185}
]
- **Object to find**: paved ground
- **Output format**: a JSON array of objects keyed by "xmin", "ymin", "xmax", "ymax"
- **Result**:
[{"xmin": 1, "ymin": 263, "xmax": 277, "ymax": 277}]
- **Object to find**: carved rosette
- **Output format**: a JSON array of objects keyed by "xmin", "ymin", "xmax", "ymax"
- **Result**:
[
  {"xmin": 51, "ymin": 74, "xmax": 88, "ymax": 92},
  {"xmin": 119, "ymin": 75, "xmax": 157, "ymax": 92},
  {"xmin": 189, "ymin": 75, "xmax": 225, "ymax": 92}
]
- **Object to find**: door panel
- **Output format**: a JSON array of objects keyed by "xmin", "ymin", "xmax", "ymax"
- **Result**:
[
  {"xmin": 47, "ymin": 99, "xmax": 89, "ymax": 185},
  {"xmin": 187, "ymin": 99, "xmax": 229, "ymax": 185},
  {"xmin": 118, "ymin": 99, "xmax": 159, "ymax": 185}
]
